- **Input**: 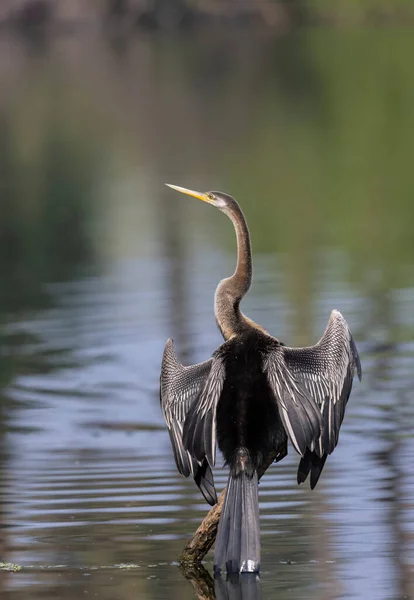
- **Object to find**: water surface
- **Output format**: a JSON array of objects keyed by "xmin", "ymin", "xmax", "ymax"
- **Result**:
[{"xmin": 0, "ymin": 26, "xmax": 414, "ymax": 600}]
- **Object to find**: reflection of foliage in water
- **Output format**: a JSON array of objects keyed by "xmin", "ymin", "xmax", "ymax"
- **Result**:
[
  {"xmin": 0, "ymin": 78, "xmax": 99, "ymax": 419},
  {"xmin": 0, "ymin": 0, "xmax": 413, "ymax": 28},
  {"xmin": 0, "ymin": 50, "xmax": 101, "ymax": 569},
  {"xmin": 0, "ymin": 121, "xmax": 97, "ymax": 311},
  {"xmin": 217, "ymin": 29, "xmax": 414, "ymax": 343},
  {"xmin": 0, "ymin": 27, "xmax": 412, "ymax": 599}
]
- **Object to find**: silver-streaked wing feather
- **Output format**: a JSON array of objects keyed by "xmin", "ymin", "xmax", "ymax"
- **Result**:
[
  {"xmin": 182, "ymin": 353, "xmax": 226, "ymax": 469},
  {"xmin": 160, "ymin": 338, "xmax": 213, "ymax": 478},
  {"xmin": 282, "ymin": 310, "xmax": 362, "ymax": 457},
  {"xmin": 263, "ymin": 347, "xmax": 323, "ymax": 456}
]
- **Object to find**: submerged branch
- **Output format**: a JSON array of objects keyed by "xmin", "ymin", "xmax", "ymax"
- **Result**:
[
  {"xmin": 179, "ymin": 562, "xmax": 215, "ymax": 600},
  {"xmin": 179, "ymin": 450, "xmax": 278, "ymax": 566}
]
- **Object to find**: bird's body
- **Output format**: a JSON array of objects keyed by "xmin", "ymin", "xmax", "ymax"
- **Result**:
[
  {"xmin": 160, "ymin": 185, "xmax": 361, "ymax": 574},
  {"xmin": 215, "ymin": 329, "xmax": 287, "ymax": 475}
]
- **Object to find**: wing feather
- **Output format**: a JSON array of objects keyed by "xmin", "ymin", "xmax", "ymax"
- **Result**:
[
  {"xmin": 263, "ymin": 349, "xmax": 323, "ymax": 456},
  {"xmin": 160, "ymin": 338, "xmax": 217, "ymax": 505},
  {"xmin": 183, "ymin": 355, "xmax": 226, "ymax": 468},
  {"xmin": 281, "ymin": 310, "xmax": 361, "ymax": 487},
  {"xmin": 282, "ymin": 310, "xmax": 361, "ymax": 456}
]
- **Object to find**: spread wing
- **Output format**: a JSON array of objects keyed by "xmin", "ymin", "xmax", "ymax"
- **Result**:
[
  {"xmin": 160, "ymin": 338, "xmax": 217, "ymax": 505},
  {"xmin": 182, "ymin": 351, "xmax": 226, "ymax": 469},
  {"xmin": 282, "ymin": 310, "xmax": 361, "ymax": 455},
  {"xmin": 263, "ymin": 347, "xmax": 323, "ymax": 457},
  {"xmin": 282, "ymin": 310, "xmax": 362, "ymax": 488}
]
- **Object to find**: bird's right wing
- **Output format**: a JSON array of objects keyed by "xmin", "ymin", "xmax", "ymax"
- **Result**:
[
  {"xmin": 266, "ymin": 310, "xmax": 361, "ymax": 489},
  {"xmin": 263, "ymin": 345, "xmax": 323, "ymax": 457},
  {"xmin": 281, "ymin": 310, "xmax": 361, "ymax": 456}
]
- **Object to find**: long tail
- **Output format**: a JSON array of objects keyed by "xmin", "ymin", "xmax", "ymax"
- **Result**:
[{"xmin": 214, "ymin": 468, "xmax": 260, "ymax": 574}]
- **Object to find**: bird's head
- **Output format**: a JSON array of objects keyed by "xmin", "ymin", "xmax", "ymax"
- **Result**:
[{"xmin": 165, "ymin": 184, "xmax": 236, "ymax": 213}]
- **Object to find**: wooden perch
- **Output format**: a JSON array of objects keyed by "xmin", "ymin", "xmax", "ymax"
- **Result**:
[
  {"xmin": 179, "ymin": 450, "xmax": 279, "ymax": 566},
  {"xmin": 179, "ymin": 561, "xmax": 215, "ymax": 600}
]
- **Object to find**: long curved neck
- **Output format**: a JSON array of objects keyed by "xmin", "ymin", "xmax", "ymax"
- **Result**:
[
  {"xmin": 226, "ymin": 202, "xmax": 252, "ymax": 295},
  {"xmin": 214, "ymin": 202, "xmax": 253, "ymax": 340}
]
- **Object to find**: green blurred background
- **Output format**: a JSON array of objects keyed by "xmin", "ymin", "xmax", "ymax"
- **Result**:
[
  {"xmin": 0, "ymin": 3, "xmax": 414, "ymax": 600},
  {"xmin": 2, "ymin": 19, "xmax": 414, "ymax": 334}
]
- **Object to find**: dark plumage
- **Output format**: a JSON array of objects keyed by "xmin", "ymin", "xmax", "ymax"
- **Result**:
[
  {"xmin": 160, "ymin": 185, "xmax": 361, "ymax": 574},
  {"xmin": 214, "ymin": 330, "xmax": 287, "ymax": 475}
]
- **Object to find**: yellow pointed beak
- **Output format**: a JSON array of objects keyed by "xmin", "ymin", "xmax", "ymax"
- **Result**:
[{"xmin": 165, "ymin": 184, "xmax": 214, "ymax": 204}]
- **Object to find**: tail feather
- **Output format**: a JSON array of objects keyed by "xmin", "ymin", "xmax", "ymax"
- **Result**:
[{"xmin": 214, "ymin": 470, "xmax": 260, "ymax": 574}]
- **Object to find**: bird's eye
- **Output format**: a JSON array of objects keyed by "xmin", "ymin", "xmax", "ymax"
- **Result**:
[{"xmin": 208, "ymin": 193, "xmax": 215, "ymax": 200}]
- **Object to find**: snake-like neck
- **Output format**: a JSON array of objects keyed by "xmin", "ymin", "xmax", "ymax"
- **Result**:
[{"xmin": 214, "ymin": 200, "xmax": 260, "ymax": 340}]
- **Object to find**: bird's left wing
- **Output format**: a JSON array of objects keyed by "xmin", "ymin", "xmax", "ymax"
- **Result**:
[
  {"xmin": 160, "ymin": 339, "xmax": 217, "ymax": 504},
  {"xmin": 182, "ymin": 351, "xmax": 226, "ymax": 470}
]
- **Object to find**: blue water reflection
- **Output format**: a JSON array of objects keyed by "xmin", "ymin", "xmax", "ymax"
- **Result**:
[{"xmin": 1, "ymin": 25, "xmax": 414, "ymax": 600}]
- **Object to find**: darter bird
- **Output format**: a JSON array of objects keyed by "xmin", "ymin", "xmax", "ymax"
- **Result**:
[{"xmin": 160, "ymin": 185, "xmax": 361, "ymax": 574}]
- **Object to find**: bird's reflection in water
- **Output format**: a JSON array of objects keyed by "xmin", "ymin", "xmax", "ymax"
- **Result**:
[
  {"xmin": 215, "ymin": 572, "xmax": 262, "ymax": 600},
  {"xmin": 180, "ymin": 563, "xmax": 262, "ymax": 600}
]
